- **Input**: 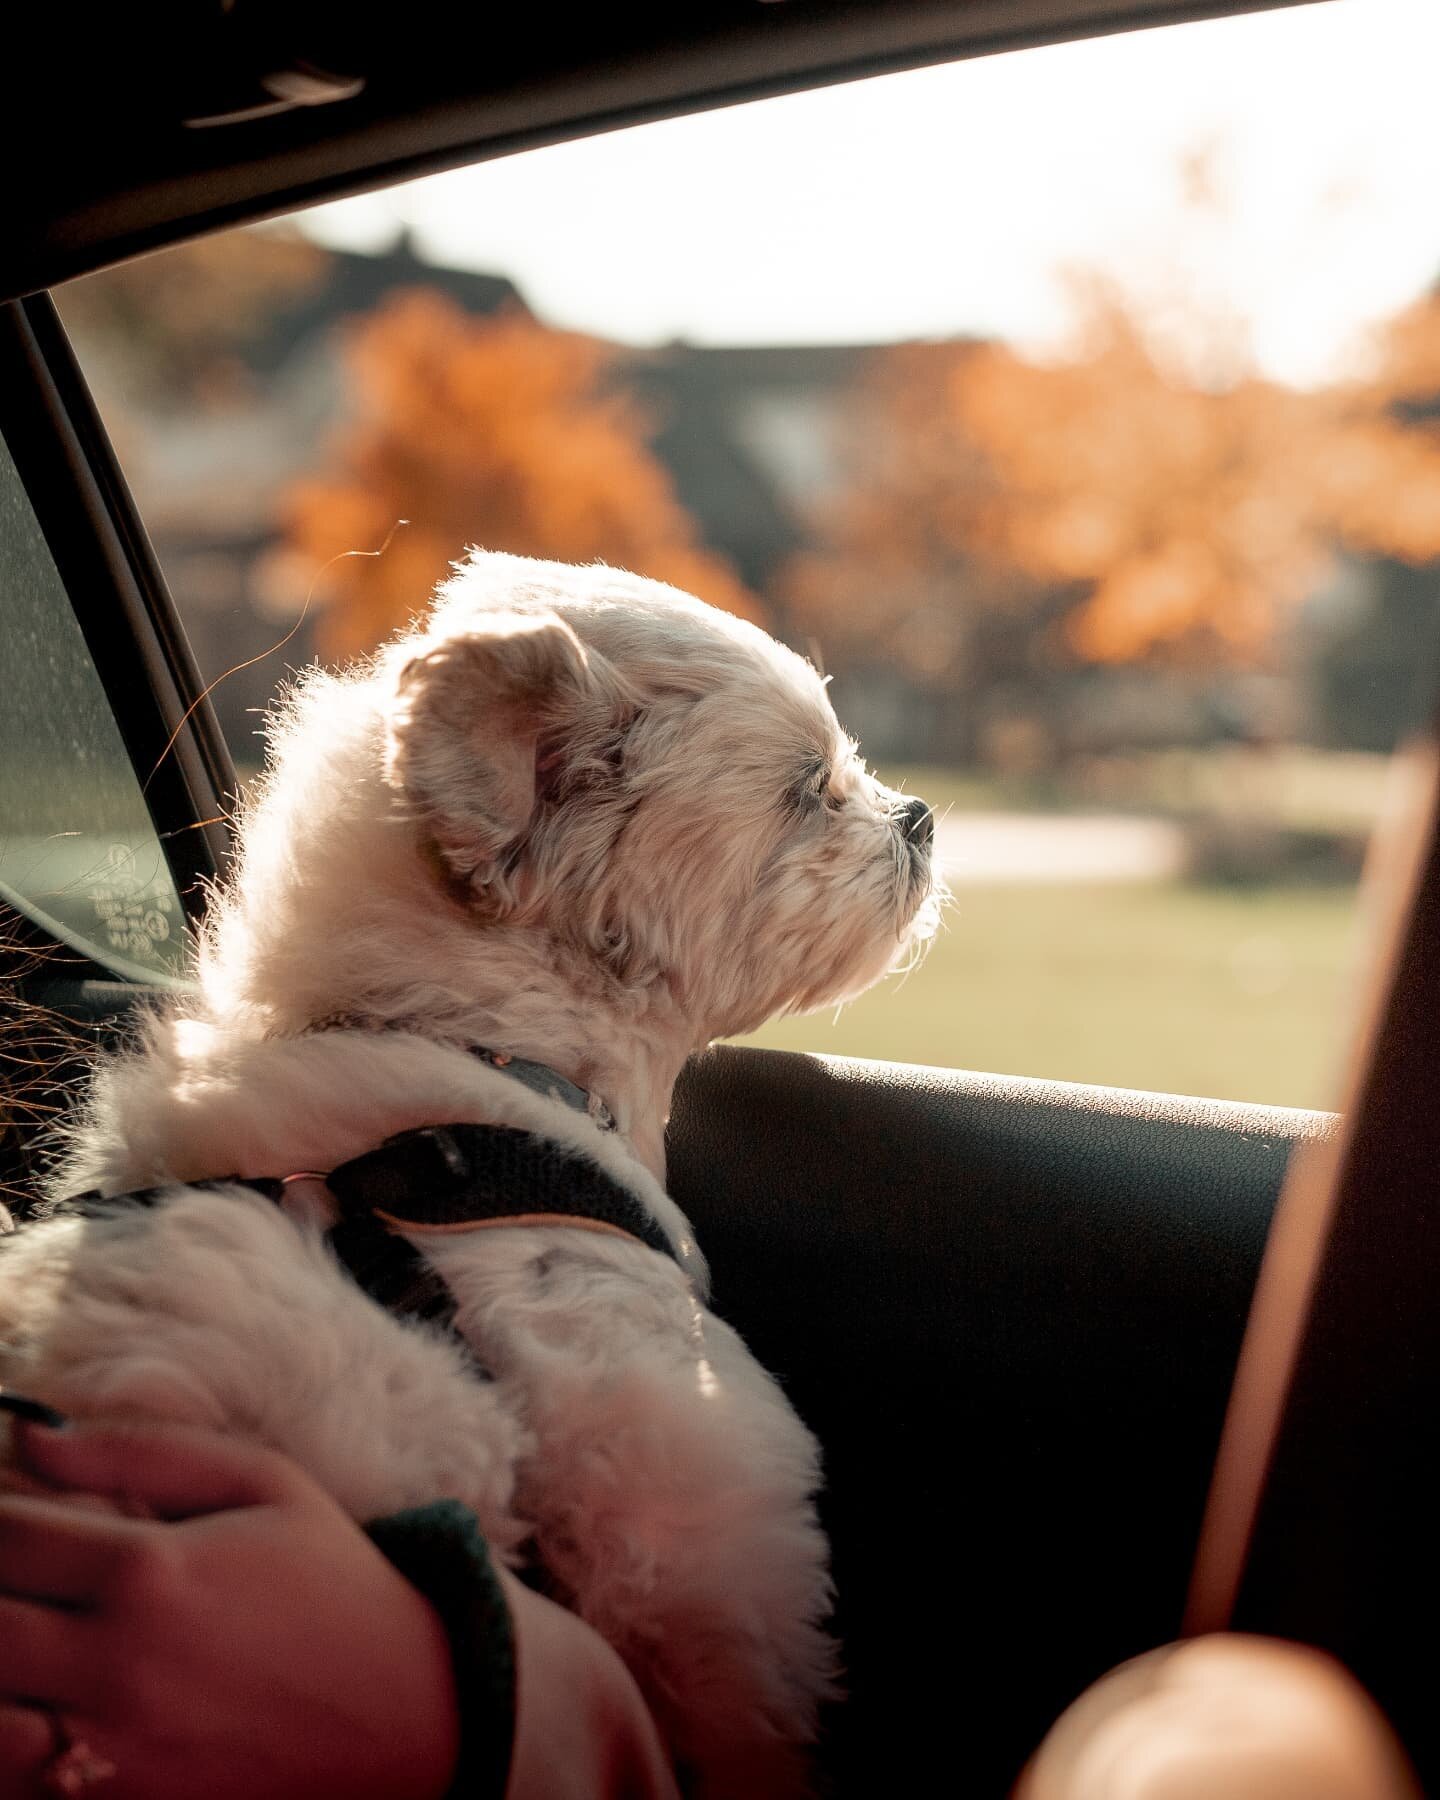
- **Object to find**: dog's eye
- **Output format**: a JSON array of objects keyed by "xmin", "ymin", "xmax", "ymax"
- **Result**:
[{"xmin": 787, "ymin": 763, "xmax": 831, "ymax": 819}]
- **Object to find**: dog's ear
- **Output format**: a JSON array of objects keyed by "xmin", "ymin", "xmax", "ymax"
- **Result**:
[{"xmin": 383, "ymin": 610, "xmax": 607, "ymax": 895}]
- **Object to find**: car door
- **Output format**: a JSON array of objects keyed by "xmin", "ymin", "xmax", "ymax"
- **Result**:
[{"xmin": 3, "ymin": 3, "xmax": 1434, "ymax": 1795}]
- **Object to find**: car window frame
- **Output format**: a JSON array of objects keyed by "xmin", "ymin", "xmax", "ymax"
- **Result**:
[
  {"xmin": 0, "ymin": 293, "xmax": 234, "ymax": 932},
  {"xmin": 5, "ymin": 2, "xmax": 1313, "ymax": 302}
]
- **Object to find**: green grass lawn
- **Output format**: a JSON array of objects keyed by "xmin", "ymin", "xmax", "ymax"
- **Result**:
[
  {"xmin": 736, "ymin": 880, "xmax": 1368, "ymax": 1111},
  {"xmin": 229, "ymin": 752, "xmax": 1379, "ymax": 1109}
]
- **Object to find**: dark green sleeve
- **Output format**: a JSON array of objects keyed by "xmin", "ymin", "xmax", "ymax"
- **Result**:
[{"xmin": 365, "ymin": 1499, "xmax": 516, "ymax": 1800}]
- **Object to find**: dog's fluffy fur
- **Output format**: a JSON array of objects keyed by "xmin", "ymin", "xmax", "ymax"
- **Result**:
[{"xmin": 0, "ymin": 553, "xmax": 939, "ymax": 1796}]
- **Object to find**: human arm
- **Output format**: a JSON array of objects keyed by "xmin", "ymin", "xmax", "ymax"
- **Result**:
[{"xmin": 0, "ymin": 1412, "xmax": 677, "ymax": 1800}]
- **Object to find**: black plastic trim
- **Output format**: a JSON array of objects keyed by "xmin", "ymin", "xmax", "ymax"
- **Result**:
[{"xmin": 6, "ymin": 1, "xmax": 1319, "ymax": 298}]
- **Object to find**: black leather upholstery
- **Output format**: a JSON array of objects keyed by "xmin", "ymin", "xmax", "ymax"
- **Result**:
[{"xmin": 667, "ymin": 1047, "xmax": 1335, "ymax": 1795}]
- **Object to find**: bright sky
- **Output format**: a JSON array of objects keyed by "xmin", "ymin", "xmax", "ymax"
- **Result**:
[{"xmin": 303, "ymin": 0, "xmax": 1440, "ymax": 387}]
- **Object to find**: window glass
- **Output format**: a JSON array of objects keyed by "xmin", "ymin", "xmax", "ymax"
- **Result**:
[
  {"xmin": 0, "ymin": 428, "xmax": 186, "ymax": 984},
  {"xmin": 56, "ymin": 0, "xmax": 1440, "ymax": 1102}
]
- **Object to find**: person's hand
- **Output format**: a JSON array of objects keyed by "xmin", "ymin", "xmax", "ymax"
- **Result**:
[
  {"xmin": 1016, "ymin": 1634, "xmax": 1420, "ymax": 1800},
  {"xmin": 0, "ymin": 1416, "xmax": 461, "ymax": 1800},
  {"xmin": 0, "ymin": 1411, "xmax": 682, "ymax": 1800}
]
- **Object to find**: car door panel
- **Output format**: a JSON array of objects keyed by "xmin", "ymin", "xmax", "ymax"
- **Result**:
[
  {"xmin": 3, "ymin": 982, "xmax": 1323, "ymax": 1792},
  {"xmin": 668, "ymin": 1046, "xmax": 1330, "ymax": 1790}
]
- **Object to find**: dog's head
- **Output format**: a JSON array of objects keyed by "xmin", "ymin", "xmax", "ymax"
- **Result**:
[{"xmin": 380, "ymin": 552, "xmax": 940, "ymax": 1040}]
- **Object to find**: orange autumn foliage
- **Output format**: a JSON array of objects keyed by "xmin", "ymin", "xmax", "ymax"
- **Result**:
[
  {"xmin": 284, "ymin": 291, "xmax": 760, "ymax": 662},
  {"xmin": 793, "ymin": 291, "xmax": 1440, "ymax": 675}
]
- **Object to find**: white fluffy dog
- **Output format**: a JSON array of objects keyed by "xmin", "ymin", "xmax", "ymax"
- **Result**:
[{"xmin": 0, "ymin": 553, "xmax": 939, "ymax": 1796}]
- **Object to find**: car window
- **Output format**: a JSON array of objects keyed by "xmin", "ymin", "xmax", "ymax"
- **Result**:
[
  {"xmin": 0, "ymin": 424, "xmax": 186, "ymax": 985},
  {"xmin": 52, "ymin": 0, "xmax": 1440, "ymax": 1105}
]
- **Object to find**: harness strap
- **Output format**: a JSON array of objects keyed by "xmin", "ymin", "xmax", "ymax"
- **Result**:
[
  {"xmin": 325, "ymin": 1125, "xmax": 678, "ymax": 1263},
  {"xmin": 62, "ymin": 1126, "xmax": 678, "ymax": 1367}
]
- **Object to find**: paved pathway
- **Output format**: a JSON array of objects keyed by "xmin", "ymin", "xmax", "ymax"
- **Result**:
[{"xmin": 934, "ymin": 812, "xmax": 1187, "ymax": 885}]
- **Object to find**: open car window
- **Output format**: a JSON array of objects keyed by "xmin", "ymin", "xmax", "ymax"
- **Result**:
[{"xmin": 51, "ymin": 0, "xmax": 1440, "ymax": 1110}]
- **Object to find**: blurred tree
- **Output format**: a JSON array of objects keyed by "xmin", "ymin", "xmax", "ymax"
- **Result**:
[
  {"xmin": 282, "ymin": 290, "xmax": 760, "ymax": 662},
  {"xmin": 791, "ymin": 288, "xmax": 1440, "ymax": 693},
  {"xmin": 58, "ymin": 229, "xmax": 330, "ymax": 410}
]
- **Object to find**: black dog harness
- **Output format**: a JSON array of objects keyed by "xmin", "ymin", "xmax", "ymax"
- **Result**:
[
  {"xmin": 65, "ymin": 1052, "xmax": 681, "ymax": 1356},
  {"xmin": 321, "ymin": 1120, "xmax": 681, "ymax": 1338}
]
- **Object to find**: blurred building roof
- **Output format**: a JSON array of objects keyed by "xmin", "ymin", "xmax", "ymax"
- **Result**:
[{"xmin": 245, "ymin": 228, "xmax": 529, "ymax": 375}]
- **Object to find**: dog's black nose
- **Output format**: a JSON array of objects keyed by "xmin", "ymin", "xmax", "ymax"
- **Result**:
[{"xmin": 900, "ymin": 797, "xmax": 934, "ymax": 851}]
